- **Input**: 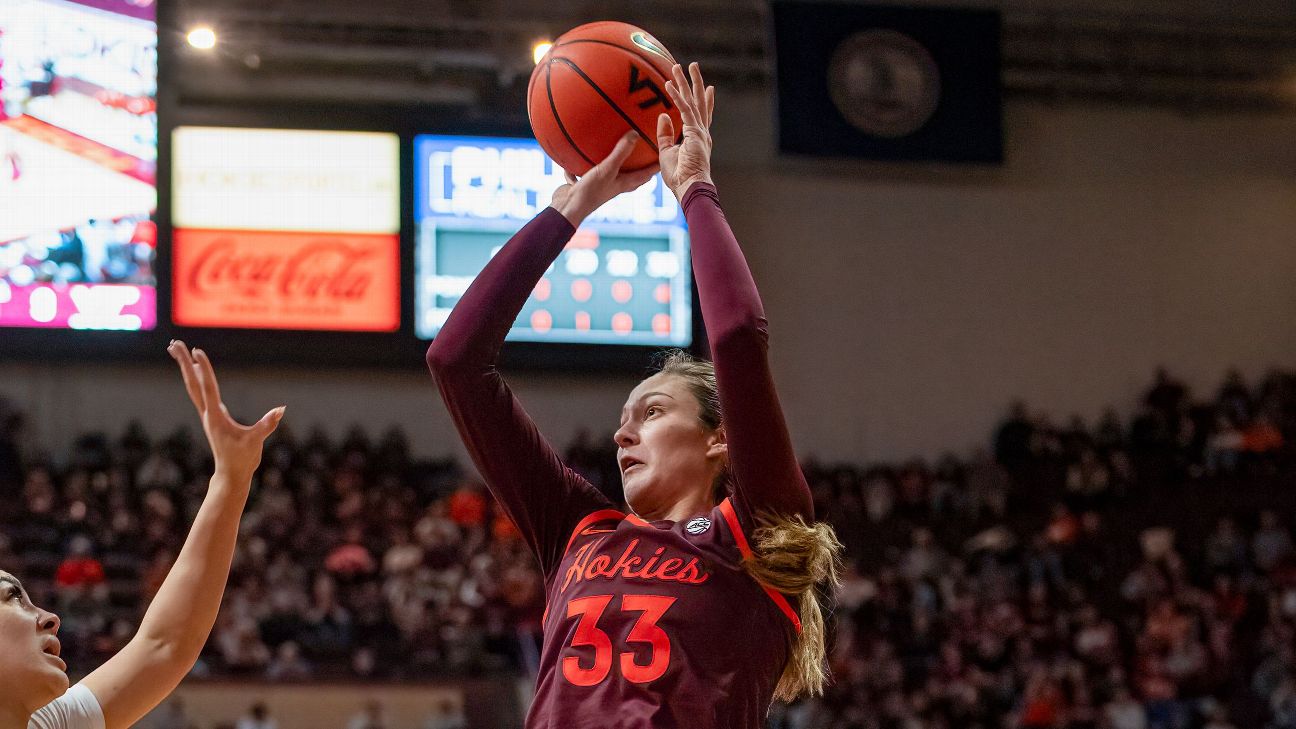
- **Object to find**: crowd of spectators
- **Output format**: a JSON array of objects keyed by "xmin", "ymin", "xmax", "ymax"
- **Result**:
[
  {"xmin": 771, "ymin": 366, "xmax": 1296, "ymax": 729},
  {"xmin": 0, "ymin": 413, "xmax": 547, "ymax": 682},
  {"xmin": 0, "ymin": 365, "xmax": 1294, "ymax": 729}
]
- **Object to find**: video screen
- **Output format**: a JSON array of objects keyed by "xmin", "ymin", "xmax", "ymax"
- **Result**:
[
  {"xmin": 171, "ymin": 126, "xmax": 400, "ymax": 332},
  {"xmin": 0, "ymin": 0, "xmax": 158, "ymax": 330},
  {"xmin": 414, "ymin": 135, "xmax": 692, "ymax": 346}
]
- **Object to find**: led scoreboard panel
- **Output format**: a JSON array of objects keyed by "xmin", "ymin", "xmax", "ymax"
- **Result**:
[
  {"xmin": 0, "ymin": 0, "xmax": 158, "ymax": 330},
  {"xmin": 415, "ymin": 135, "xmax": 691, "ymax": 346}
]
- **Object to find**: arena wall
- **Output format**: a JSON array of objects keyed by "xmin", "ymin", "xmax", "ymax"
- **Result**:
[
  {"xmin": 135, "ymin": 679, "xmax": 517, "ymax": 729},
  {"xmin": 3, "ymin": 96, "xmax": 1293, "ymax": 464}
]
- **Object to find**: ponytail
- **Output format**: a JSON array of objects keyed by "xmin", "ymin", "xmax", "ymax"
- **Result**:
[
  {"xmin": 653, "ymin": 348, "xmax": 844, "ymax": 700},
  {"xmin": 743, "ymin": 512, "xmax": 844, "ymax": 701}
]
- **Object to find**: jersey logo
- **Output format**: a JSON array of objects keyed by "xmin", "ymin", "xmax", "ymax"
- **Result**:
[
  {"xmin": 630, "ymin": 31, "xmax": 671, "ymax": 61},
  {"xmin": 685, "ymin": 516, "xmax": 711, "ymax": 535},
  {"xmin": 560, "ymin": 537, "xmax": 711, "ymax": 593},
  {"xmin": 580, "ymin": 527, "xmax": 616, "ymax": 536}
]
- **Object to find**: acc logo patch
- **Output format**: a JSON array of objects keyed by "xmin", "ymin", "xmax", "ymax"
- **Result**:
[{"xmin": 685, "ymin": 516, "xmax": 712, "ymax": 535}]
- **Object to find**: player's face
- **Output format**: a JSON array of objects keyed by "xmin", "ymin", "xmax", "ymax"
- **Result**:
[
  {"xmin": 0, "ymin": 571, "xmax": 68, "ymax": 714},
  {"xmin": 615, "ymin": 373, "xmax": 726, "ymax": 517}
]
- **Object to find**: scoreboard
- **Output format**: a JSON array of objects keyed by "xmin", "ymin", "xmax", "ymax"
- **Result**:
[
  {"xmin": 414, "ymin": 135, "xmax": 692, "ymax": 347},
  {"xmin": 2, "ymin": 92, "xmax": 699, "ymax": 367},
  {"xmin": 0, "ymin": 0, "xmax": 158, "ymax": 331}
]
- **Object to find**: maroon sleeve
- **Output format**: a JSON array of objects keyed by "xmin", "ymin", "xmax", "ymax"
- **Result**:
[
  {"xmin": 425, "ymin": 207, "xmax": 614, "ymax": 579},
  {"xmin": 682, "ymin": 182, "xmax": 814, "ymax": 529}
]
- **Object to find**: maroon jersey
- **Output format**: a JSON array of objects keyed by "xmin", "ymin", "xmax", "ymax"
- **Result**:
[{"xmin": 427, "ymin": 183, "xmax": 814, "ymax": 728}]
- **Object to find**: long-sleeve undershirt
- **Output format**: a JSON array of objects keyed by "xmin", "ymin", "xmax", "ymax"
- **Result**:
[
  {"xmin": 425, "ymin": 207, "xmax": 609, "ymax": 579},
  {"xmin": 425, "ymin": 182, "xmax": 813, "ymax": 581},
  {"xmin": 680, "ymin": 183, "xmax": 814, "ymax": 528}
]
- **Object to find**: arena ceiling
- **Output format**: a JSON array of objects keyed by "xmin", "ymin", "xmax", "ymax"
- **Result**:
[{"xmin": 169, "ymin": 0, "xmax": 1296, "ymax": 113}]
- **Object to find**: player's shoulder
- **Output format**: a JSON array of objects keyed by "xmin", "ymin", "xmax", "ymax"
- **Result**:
[
  {"xmin": 571, "ymin": 506, "xmax": 630, "ymax": 534},
  {"xmin": 558, "ymin": 499, "xmax": 751, "ymax": 556},
  {"xmin": 641, "ymin": 499, "xmax": 747, "ymax": 561},
  {"xmin": 709, "ymin": 496, "xmax": 753, "ymax": 552},
  {"xmin": 29, "ymin": 684, "xmax": 105, "ymax": 729},
  {"xmin": 557, "ymin": 506, "xmax": 630, "ymax": 552}
]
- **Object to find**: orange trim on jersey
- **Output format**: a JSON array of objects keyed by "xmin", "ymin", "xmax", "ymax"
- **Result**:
[
  {"xmin": 563, "ymin": 509, "xmax": 627, "ymax": 556},
  {"xmin": 625, "ymin": 513, "xmax": 653, "ymax": 527},
  {"xmin": 718, "ymin": 498, "xmax": 802, "ymax": 634},
  {"xmin": 548, "ymin": 508, "xmax": 628, "ymax": 625}
]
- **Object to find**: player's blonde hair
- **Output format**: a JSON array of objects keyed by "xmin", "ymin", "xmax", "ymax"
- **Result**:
[{"xmin": 654, "ymin": 350, "xmax": 845, "ymax": 701}]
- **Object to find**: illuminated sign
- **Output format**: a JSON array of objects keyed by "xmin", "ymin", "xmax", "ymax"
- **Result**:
[
  {"xmin": 0, "ymin": 0, "xmax": 157, "ymax": 330},
  {"xmin": 172, "ymin": 229, "xmax": 398, "ymax": 331},
  {"xmin": 0, "ymin": 281, "xmax": 154, "ymax": 329},
  {"xmin": 172, "ymin": 127, "xmax": 399, "ymax": 233},
  {"xmin": 414, "ymin": 135, "xmax": 691, "ymax": 346},
  {"xmin": 419, "ymin": 140, "xmax": 680, "ymax": 225},
  {"xmin": 172, "ymin": 127, "xmax": 400, "ymax": 331}
]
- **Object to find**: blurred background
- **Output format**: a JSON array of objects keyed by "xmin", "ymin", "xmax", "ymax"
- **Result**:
[{"xmin": 1, "ymin": 0, "xmax": 1295, "ymax": 727}]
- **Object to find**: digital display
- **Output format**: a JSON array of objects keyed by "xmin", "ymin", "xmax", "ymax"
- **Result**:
[
  {"xmin": 0, "ymin": 0, "xmax": 158, "ymax": 330},
  {"xmin": 414, "ymin": 135, "xmax": 691, "ymax": 346},
  {"xmin": 171, "ymin": 126, "xmax": 400, "ymax": 332}
]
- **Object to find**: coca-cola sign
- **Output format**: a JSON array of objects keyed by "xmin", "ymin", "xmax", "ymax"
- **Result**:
[{"xmin": 173, "ymin": 229, "xmax": 399, "ymax": 331}]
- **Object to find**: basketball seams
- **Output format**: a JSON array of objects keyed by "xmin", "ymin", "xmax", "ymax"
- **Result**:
[
  {"xmin": 550, "ymin": 55, "xmax": 658, "ymax": 151},
  {"xmin": 545, "ymin": 61, "xmax": 597, "ymax": 169},
  {"xmin": 531, "ymin": 23, "xmax": 682, "ymax": 173}
]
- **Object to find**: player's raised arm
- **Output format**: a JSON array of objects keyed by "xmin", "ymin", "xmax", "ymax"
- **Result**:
[
  {"xmin": 657, "ymin": 63, "xmax": 813, "ymax": 527},
  {"xmin": 425, "ymin": 136, "xmax": 659, "ymax": 577},
  {"xmin": 80, "ymin": 342, "xmax": 283, "ymax": 729}
]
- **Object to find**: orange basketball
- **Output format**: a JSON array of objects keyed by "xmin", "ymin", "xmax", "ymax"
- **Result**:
[{"xmin": 528, "ymin": 21, "xmax": 682, "ymax": 176}]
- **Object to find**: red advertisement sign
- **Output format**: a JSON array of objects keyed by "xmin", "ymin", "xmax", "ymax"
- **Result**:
[{"xmin": 172, "ymin": 229, "xmax": 400, "ymax": 331}]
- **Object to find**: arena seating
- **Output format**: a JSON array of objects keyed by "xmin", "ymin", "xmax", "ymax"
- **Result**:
[{"xmin": 1, "ymin": 367, "xmax": 1292, "ymax": 729}]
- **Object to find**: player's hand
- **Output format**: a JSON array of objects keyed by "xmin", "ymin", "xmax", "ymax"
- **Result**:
[
  {"xmin": 167, "ymin": 340, "xmax": 285, "ymax": 485},
  {"xmin": 551, "ymin": 132, "xmax": 659, "ymax": 226},
  {"xmin": 658, "ymin": 62, "xmax": 715, "ymax": 202}
]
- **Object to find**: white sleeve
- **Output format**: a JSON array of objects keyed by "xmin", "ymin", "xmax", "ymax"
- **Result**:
[{"xmin": 28, "ymin": 684, "xmax": 106, "ymax": 729}]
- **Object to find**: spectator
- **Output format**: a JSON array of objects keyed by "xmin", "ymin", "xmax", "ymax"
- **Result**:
[
  {"xmin": 1254, "ymin": 510, "xmax": 1294, "ymax": 573},
  {"xmin": 862, "ymin": 470, "xmax": 895, "ymax": 523},
  {"xmin": 235, "ymin": 704, "xmax": 277, "ymax": 729},
  {"xmin": 1242, "ymin": 413, "xmax": 1284, "ymax": 454},
  {"xmin": 265, "ymin": 640, "xmax": 313, "ymax": 681},
  {"xmin": 324, "ymin": 525, "xmax": 377, "ymax": 577},
  {"xmin": 447, "ymin": 482, "xmax": 487, "ymax": 527},
  {"xmin": 54, "ymin": 534, "xmax": 105, "ymax": 589},
  {"xmin": 1105, "ymin": 686, "xmax": 1149, "ymax": 729},
  {"xmin": 900, "ymin": 527, "xmax": 946, "ymax": 583},
  {"xmin": 350, "ymin": 646, "xmax": 379, "ymax": 678},
  {"xmin": 1201, "ymin": 699, "xmax": 1238, "ymax": 729},
  {"xmin": 1204, "ymin": 517, "xmax": 1248, "ymax": 575},
  {"xmin": 994, "ymin": 401, "xmax": 1035, "ymax": 468},
  {"xmin": 345, "ymin": 701, "xmax": 387, "ymax": 729},
  {"xmin": 1145, "ymin": 367, "xmax": 1188, "ymax": 422},
  {"xmin": 1206, "ymin": 415, "xmax": 1244, "ymax": 475}
]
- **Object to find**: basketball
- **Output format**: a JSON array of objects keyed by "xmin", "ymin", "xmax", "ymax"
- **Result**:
[{"xmin": 528, "ymin": 21, "xmax": 682, "ymax": 176}]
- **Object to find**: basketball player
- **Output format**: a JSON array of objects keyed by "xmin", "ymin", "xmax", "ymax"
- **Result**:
[
  {"xmin": 3, "ymin": 341, "xmax": 284, "ymax": 729},
  {"xmin": 426, "ymin": 63, "xmax": 842, "ymax": 728}
]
